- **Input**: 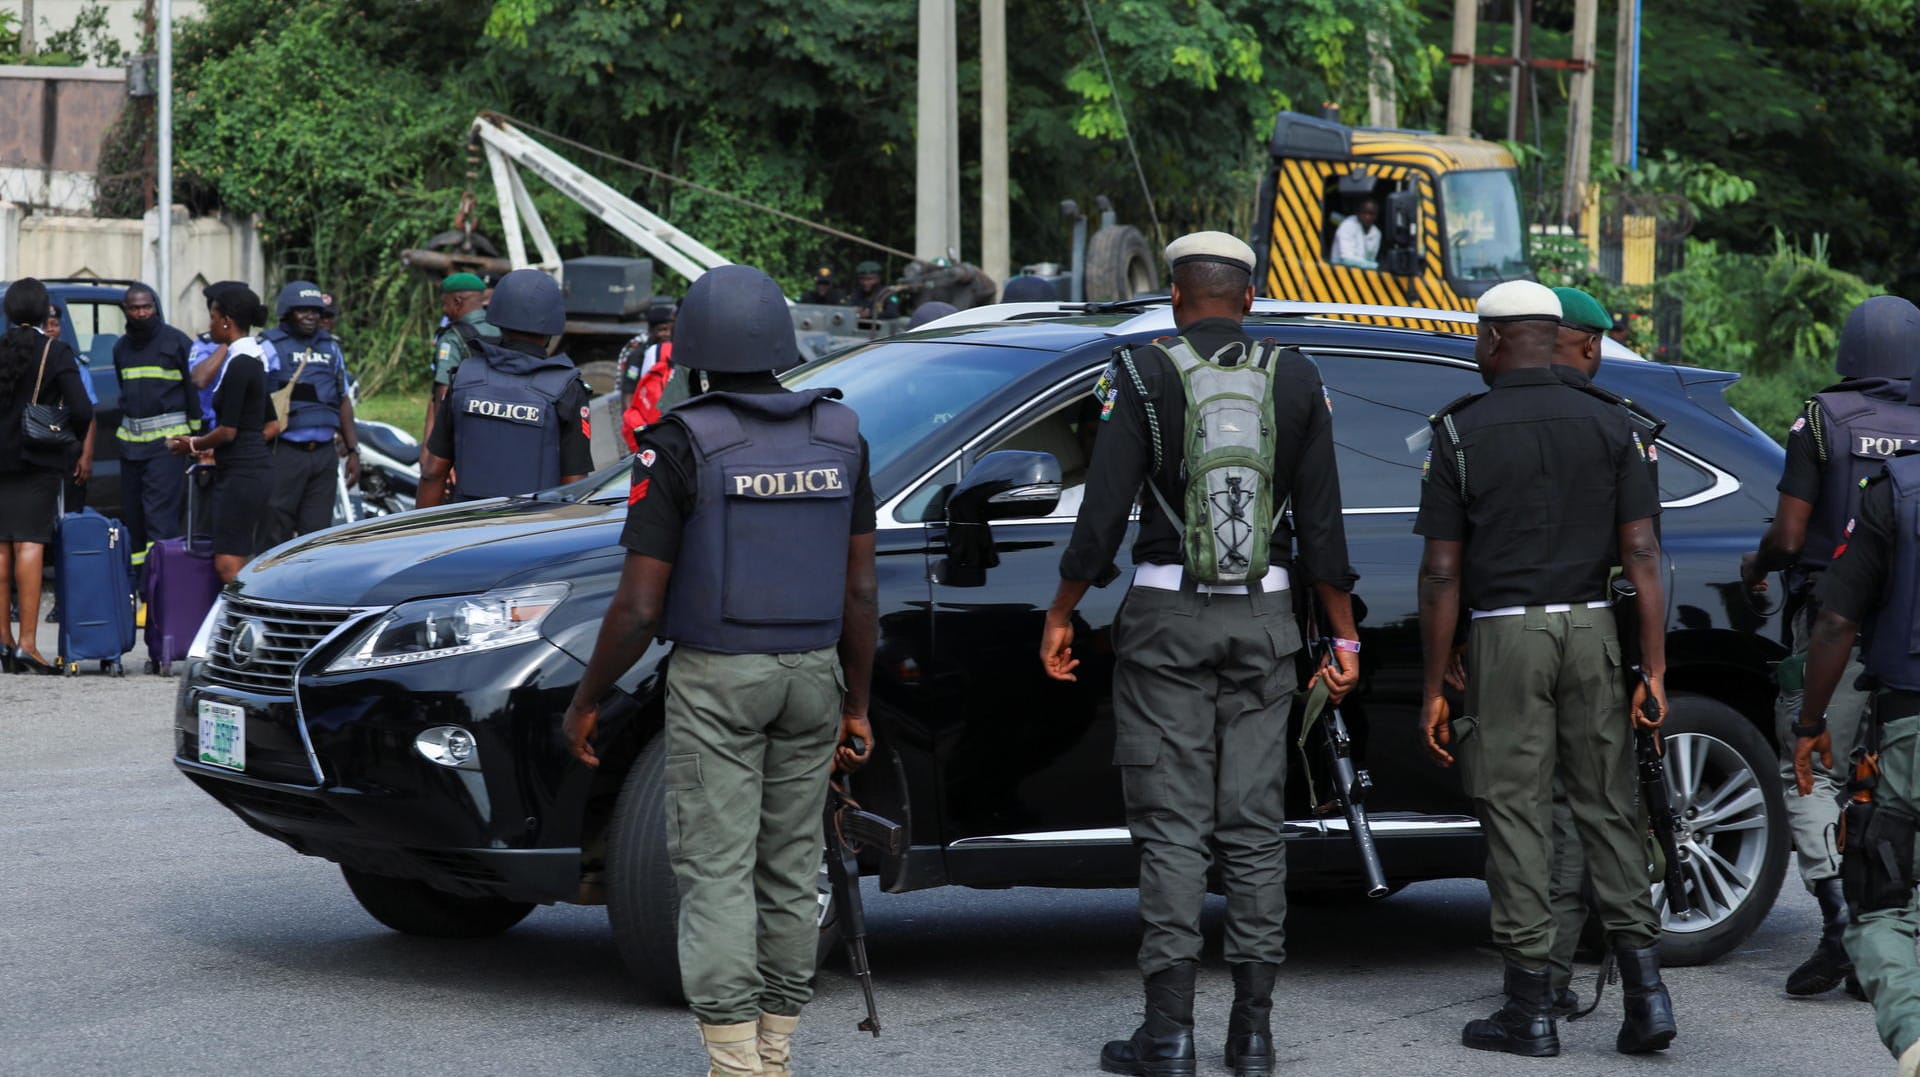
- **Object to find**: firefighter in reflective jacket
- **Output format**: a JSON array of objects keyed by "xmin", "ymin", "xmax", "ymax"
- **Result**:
[
  {"xmin": 112, "ymin": 281, "xmax": 200, "ymax": 568},
  {"xmin": 417, "ymin": 269, "xmax": 595, "ymax": 506}
]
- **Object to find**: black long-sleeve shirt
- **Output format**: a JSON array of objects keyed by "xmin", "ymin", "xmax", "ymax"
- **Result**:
[
  {"xmin": 1059, "ymin": 317, "xmax": 1357, "ymax": 590},
  {"xmin": 0, "ymin": 332, "xmax": 94, "ymax": 474}
]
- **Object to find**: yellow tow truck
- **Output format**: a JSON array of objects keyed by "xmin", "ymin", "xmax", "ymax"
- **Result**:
[{"xmin": 1256, "ymin": 111, "xmax": 1534, "ymax": 323}]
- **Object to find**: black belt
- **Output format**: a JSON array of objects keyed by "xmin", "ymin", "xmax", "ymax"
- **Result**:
[{"xmin": 1878, "ymin": 689, "xmax": 1920, "ymax": 721}]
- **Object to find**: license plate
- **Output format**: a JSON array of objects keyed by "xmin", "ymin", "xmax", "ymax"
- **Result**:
[{"xmin": 198, "ymin": 699, "xmax": 246, "ymax": 772}]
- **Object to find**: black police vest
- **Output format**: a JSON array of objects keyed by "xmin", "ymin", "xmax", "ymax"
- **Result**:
[
  {"xmin": 447, "ymin": 342, "xmax": 579, "ymax": 499},
  {"xmin": 263, "ymin": 327, "xmax": 348, "ymax": 434},
  {"xmin": 1805, "ymin": 380, "xmax": 1920, "ymax": 569},
  {"xmin": 658, "ymin": 389, "xmax": 861, "ymax": 655},
  {"xmin": 1865, "ymin": 455, "xmax": 1920, "ymax": 692}
]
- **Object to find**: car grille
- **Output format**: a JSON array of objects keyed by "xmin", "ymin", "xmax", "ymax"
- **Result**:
[{"xmin": 202, "ymin": 597, "xmax": 358, "ymax": 694}]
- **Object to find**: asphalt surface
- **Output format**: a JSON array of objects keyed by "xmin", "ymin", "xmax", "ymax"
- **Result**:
[{"xmin": 1, "ymin": 647, "xmax": 1896, "ymax": 1077}]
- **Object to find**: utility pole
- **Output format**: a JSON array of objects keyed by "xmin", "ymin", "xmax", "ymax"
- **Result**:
[
  {"xmin": 1506, "ymin": 0, "xmax": 1532, "ymax": 143},
  {"xmin": 914, "ymin": 0, "xmax": 960, "ymax": 261},
  {"xmin": 1446, "ymin": 0, "xmax": 1477, "ymax": 137},
  {"xmin": 980, "ymin": 0, "xmax": 1009, "ymax": 292},
  {"xmin": 157, "ymin": 0, "xmax": 172, "ymax": 311},
  {"xmin": 1366, "ymin": 27, "xmax": 1398, "ymax": 128},
  {"xmin": 1559, "ymin": 0, "xmax": 1598, "ymax": 224},
  {"xmin": 1610, "ymin": 0, "xmax": 1641, "ymax": 167},
  {"xmin": 19, "ymin": 0, "xmax": 33, "ymax": 56}
]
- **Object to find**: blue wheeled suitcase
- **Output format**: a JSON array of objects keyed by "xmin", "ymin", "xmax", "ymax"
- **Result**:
[{"xmin": 54, "ymin": 507, "xmax": 137, "ymax": 676}]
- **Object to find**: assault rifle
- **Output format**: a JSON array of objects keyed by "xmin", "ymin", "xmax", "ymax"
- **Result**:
[
  {"xmin": 824, "ymin": 736, "xmax": 905, "ymax": 1037},
  {"xmin": 1295, "ymin": 595, "xmax": 1388, "ymax": 899},
  {"xmin": 1609, "ymin": 578, "xmax": 1691, "ymax": 917}
]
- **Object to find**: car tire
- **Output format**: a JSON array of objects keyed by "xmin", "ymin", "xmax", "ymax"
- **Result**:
[
  {"xmin": 607, "ymin": 733, "xmax": 847, "ymax": 1002},
  {"xmin": 1652, "ymin": 692, "xmax": 1788, "ymax": 967},
  {"xmin": 1084, "ymin": 224, "xmax": 1159, "ymax": 302},
  {"xmin": 339, "ymin": 866, "xmax": 535, "ymax": 938}
]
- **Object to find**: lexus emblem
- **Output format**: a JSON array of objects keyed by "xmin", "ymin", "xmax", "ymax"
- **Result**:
[{"xmin": 230, "ymin": 619, "xmax": 265, "ymax": 668}]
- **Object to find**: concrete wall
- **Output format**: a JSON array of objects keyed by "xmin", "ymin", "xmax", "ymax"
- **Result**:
[
  {"xmin": 0, "ymin": 202, "xmax": 266, "ymax": 333},
  {"xmin": 0, "ymin": 64, "xmax": 126, "ymax": 212}
]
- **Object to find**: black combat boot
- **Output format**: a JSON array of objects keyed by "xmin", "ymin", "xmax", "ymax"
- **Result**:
[
  {"xmin": 1224, "ymin": 962, "xmax": 1277, "ymax": 1076},
  {"xmin": 1786, "ymin": 878, "xmax": 1855, "ymax": 996},
  {"xmin": 1614, "ymin": 944, "xmax": 1678, "ymax": 1054},
  {"xmin": 1100, "ymin": 961, "xmax": 1198, "ymax": 1077},
  {"xmin": 1461, "ymin": 963, "xmax": 1559, "ymax": 1057},
  {"xmin": 1548, "ymin": 986, "xmax": 1580, "ymax": 1019}
]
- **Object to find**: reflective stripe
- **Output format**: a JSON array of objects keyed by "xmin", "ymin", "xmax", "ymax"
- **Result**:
[
  {"xmin": 117, "ymin": 410, "xmax": 193, "ymax": 442},
  {"xmin": 117, "ymin": 423, "xmax": 194, "ymax": 443},
  {"xmin": 120, "ymin": 366, "xmax": 184, "ymax": 382}
]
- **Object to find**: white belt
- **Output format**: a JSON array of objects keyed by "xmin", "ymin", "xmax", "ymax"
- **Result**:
[
  {"xmin": 1132, "ymin": 562, "xmax": 1290, "ymax": 595},
  {"xmin": 1470, "ymin": 600, "xmax": 1611, "ymax": 620}
]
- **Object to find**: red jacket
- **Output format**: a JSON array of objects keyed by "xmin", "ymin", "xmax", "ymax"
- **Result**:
[{"xmin": 620, "ymin": 342, "xmax": 673, "ymax": 453}]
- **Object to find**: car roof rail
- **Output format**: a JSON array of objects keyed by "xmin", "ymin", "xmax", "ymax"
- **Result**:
[{"xmin": 38, "ymin": 277, "xmax": 143, "ymax": 287}]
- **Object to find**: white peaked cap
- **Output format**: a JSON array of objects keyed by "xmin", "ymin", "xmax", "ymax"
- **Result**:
[
  {"xmin": 1476, "ymin": 280, "xmax": 1563, "ymax": 322},
  {"xmin": 1165, "ymin": 231, "xmax": 1256, "ymax": 275}
]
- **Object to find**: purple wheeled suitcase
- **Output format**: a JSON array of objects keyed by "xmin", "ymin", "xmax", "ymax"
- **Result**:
[{"xmin": 145, "ymin": 464, "xmax": 222, "ymax": 675}]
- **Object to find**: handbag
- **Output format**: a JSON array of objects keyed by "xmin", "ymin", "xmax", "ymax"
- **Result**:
[
  {"xmin": 267, "ymin": 346, "xmax": 307, "ymax": 434},
  {"xmin": 21, "ymin": 336, "xmax": 76, "ymax": 449}
]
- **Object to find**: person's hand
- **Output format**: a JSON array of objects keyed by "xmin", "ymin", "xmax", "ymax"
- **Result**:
[
  {"xmin": 1794, "ymin": 728, "xmax": 1834, "ymax": 797},
  {"xmin": 1740, "ymin": 551, "xmax": 1768, "ymax": 593},
  {"xmin": 195, "ymin": 449, "xmax": 215, "ymax": 466},
  {"xmin": 73, "ymin": 452, "xmax": 92, "ymax": 484},
  {"xmin": 1444, "ymin": 644, "xmax": 1468, "ymax": 691},
  {"xmin": 561, "ymin": 701, "xmax": 600, "ymax": 767},
  {"xmin": 1311, "ymin": 649, "xmax": 1360, "ymax": 703},
  {"xmin": 1040, "ymin": 615, "xmax": 1078, "ymax": 682},
  {"xmin": 166, "ymin": 435, "xmax": 192, "ymax": 457},
  {"xmin": 836, "ymin": 714, "xmax": 874, "ymax": 772},
  {"xmin": 1420, "ymin": 693, "xmax": 1454, "ymax": 768},
  {"xmin": 1631, "ymin": 675, "xmax": 1669, "ymax": 731},
  {"xmin": 343, "ymin": 451, "xmax": 361, "ymax": 488}
]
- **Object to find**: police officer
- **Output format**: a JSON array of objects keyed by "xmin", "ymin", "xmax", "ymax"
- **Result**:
[
  {"xmin": 1416, "ymin": 281, "xmax": 1675, "ymax": 1057},
  {"xmin": 1743, "ymin": 294, "xmax": 1920, "ymax": 997},
  {"xmin": 803, "ymin": 264, "xmax": 841, "ymax": 304},
  {"xmin": 111, "ymin": 282, "xmax": 200, "ymax": 571},
  {"xmin": 1790, "ymin": 390, "xmax": 1920, "ymax": 1077},
  {"xmin": 421, "ymin": 273, "xmax": 498, "ymax": 449},
  {"xmin": 417, "ymin": 269, "xmax": 594, "ymax": 507},
  {"xmin": 1041, "ymin": 232, "xmax": 1360, "ymax": 1077},
  {"xmin": 558, "ymin": 264, "xmax": 877, "ymax": 1077},
  {"xmin": 261, "ymin": 281, "xmax": 359, "ymax": 545},
  {"xmin": 845, "ymin": 259, "xmax": 899, "ymax": 318}
]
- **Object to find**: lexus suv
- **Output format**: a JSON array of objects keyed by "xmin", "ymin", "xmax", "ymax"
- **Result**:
[{"xmin": 174, "ymin": 300, "xmax": 1792, "ymax": 999}]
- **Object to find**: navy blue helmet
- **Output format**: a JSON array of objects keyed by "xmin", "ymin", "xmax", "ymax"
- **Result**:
[
  {"xmin": 674, "ymin": 265, "xmax": 795, "ymax": 373},
  {"xmin": 486, "ymin": 269, "xmax": 566, "ymax": 336},
  {"xmin": 275, "ymin": 280, "xmax": 326, "ymax": 317},
  {"xmin": 1837, "ymin": 295, "xmax": 1920, "ymax": 381}
]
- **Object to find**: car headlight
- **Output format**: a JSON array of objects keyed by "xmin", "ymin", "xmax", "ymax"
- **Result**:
[
  {"xmin": 325, "ymin": 583, "xmax": 569, "ymax": 673},
  {"xmin": 187, "ymin": 595, "xmax": 227, "ymax": 660}
]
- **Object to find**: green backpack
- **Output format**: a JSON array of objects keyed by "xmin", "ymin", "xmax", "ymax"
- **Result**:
[{"xmin": 1117, "ymin": 335, "xmax": 1284, "ymax": 586}]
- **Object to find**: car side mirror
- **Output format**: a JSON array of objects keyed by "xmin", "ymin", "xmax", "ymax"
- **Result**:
[
  {"xmin": 947, "ymin": 451, "xmax": 1062, "ymax": 524},
  {"xmin": 938, "ymin": 451, "xmax": 1062, "ymax": 585},
  {"xmin": 1382, "ymin": 190, "xmax": 1420, "ymax": 277}
]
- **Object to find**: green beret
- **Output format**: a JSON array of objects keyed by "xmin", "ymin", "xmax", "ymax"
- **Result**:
[
  {"xmin": 441, "ymin": 272, "xmax": 487, "ymax": 294},
  {"xmin": 1552, "ymin": 286, "xmax": 1612, "ymax": 333},
  {"xmin": 856, "ymin": 260, "xmax": 883, "ymax": 275}
]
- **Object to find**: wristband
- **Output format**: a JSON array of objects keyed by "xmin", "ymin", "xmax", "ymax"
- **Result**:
[
  {"xmin": 1791, "ymin": 713, "xmax": 1827, "ymax": 738},
  {"xmin": 1332, "ymin": 638, "xmax": 1362, "ymax": 654}
]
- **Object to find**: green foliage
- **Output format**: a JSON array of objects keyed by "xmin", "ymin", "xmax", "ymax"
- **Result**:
[
  {"xmin": 1, "ymin": 1, "xmax": 125, "ymax": 66},
  {"xmin": 1530, "ymin": 231, "xmax": 1657, "ymax": 354},
  {"xmin": 1659, "ymin": 233, "xmax": 1882, "ymax": 439}
]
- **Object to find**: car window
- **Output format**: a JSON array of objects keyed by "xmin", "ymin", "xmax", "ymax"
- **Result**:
[
  {"xmin": 1440, "ymin": 169, "xmax": 1530, "ymax": 283},
  {"xmin": 1655, "ymin": 446, "xmax": 1714, "ymax": 504},
  {"xmin": 981, "ymin": 393, "xmax": 1103, "ymax": 520},
  {"xmin": 1309, "ymin": 352, "xmax": 1483, "ymax": 510},
  {"xmin": 63, "ymin": 301, "xmax": 127, "ymax": 368}
]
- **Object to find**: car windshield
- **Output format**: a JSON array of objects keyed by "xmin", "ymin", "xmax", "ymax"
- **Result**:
[
  {"xmin": 578, "ymin": 339, "xmax": 1044, "ymax": 502},
  {"xmin": 1440, "ymin": 169, "xmax": 1530, "ymax": 282}
]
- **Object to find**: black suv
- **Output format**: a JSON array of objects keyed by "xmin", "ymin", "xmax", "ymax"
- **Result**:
[{"xmin": 173, "ymin": 301, "xmax": 1792, "ymax": 998}]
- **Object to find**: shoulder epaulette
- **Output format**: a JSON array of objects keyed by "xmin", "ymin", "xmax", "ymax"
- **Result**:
[
  {"xmin": 1568, "ymin": 380, "xmax": 1667, "ymax": 439},
  {"xmin": 1405, "ymin": 391, "xmax": 1481, "ymax": 455}
]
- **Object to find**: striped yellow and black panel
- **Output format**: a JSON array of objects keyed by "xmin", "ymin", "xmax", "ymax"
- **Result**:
[{"xmin": 1262, "ymin": 157, "xmax": 1471, "ymax": 324}]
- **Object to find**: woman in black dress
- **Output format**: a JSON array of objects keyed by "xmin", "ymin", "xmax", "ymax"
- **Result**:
[
  {"xmin": 0, "ymin": 278, "xmax": 95, "ymax": 673},
  {"xmin": 167, "ymin": 287, "xmax": 275, "ymax": 583}
]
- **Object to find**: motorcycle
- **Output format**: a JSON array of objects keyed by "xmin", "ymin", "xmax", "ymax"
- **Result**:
[{"xmin": 332, "ymin": 419, "xmax": 421, "ymax": 525}]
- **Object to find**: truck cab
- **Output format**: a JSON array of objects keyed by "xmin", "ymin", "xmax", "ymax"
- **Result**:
[{"xmin": 1256, "ymin": 111, "xmax": 1533, "ymax": 318}]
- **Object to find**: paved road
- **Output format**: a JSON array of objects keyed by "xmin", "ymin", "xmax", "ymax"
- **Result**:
[{"xmin": 1, "ymin": 667, "xmax": 1893, "ymax": 1076}]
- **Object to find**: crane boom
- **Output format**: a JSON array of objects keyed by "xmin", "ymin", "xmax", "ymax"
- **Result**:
[{"xmin": 469, "ymin": 113, "xmax": 732, "ymax": 284}]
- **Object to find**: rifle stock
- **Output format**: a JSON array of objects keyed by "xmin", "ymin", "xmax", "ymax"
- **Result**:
[{"xmin": 1610, "ymin": 579, "xmax": 1692, "ymax": 917}]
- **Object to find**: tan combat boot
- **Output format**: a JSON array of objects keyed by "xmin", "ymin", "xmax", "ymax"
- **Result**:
[
  {"xmin": 757, "ymin": 1012, "xmax": 800, "ymax": 1077},
  {"xmin": 698, "ymin": 1019, "xmax": 762, "ymax": 1077},
  {"xmin": 1899, "ymin": 1038, "xmax": 1920, "ymax": 1077}
]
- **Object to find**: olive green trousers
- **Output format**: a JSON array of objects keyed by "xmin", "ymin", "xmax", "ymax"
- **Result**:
[
  {"xmin": 1459, "ymin": 605, "xmax": 1660, "ymax": 969},
  {"xmin": 1845, "ymin": 713, "xmax": 1920, "ymax": 1059},
  {"xmin": 664, "ymin": 645, "xmax": 843, "ymax": 1025},
  {"xmin": 1774, "ymin": 602, "xmax": 1873, "ymax": 888}
]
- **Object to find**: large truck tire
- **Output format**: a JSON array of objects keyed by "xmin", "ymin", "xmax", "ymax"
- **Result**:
[
  {"xmin": 1084, "ymin": 224, "xmax": 1159, "ymax": 302},
  {"xmin": 340, "ymin": 867, "xmax": 535, "ymax": 938}
]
